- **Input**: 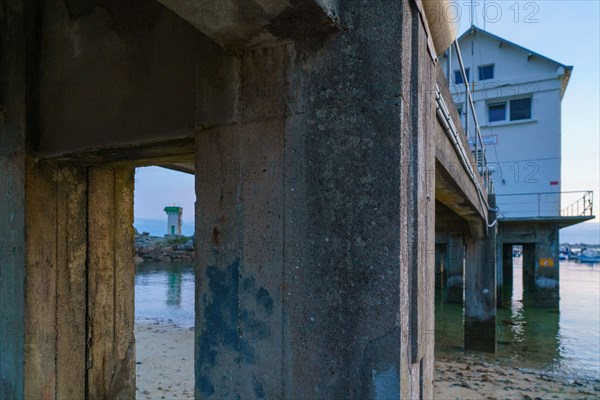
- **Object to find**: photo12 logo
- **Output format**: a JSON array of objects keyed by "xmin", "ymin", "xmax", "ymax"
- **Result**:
[{"xmin": 423, "ymin": 1, "xmax": 540, "ymax": 25}]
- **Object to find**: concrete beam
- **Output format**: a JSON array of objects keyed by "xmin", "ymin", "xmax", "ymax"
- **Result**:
[
  {"xmin": 38, "ymin": 0, "xmax": 201, "ymax": 157},
  {"xmin": 156, "ymin": 0, "xmax": 337, "ymax": 53},
  {"xmin": 434, "ymin": 67, "xmax": 488, "ymax": 233}
]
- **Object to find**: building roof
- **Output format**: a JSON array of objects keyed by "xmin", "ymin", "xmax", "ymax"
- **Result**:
[{"xmin": 457, "ymin": 26, "xmax": 573, "ymax": 99}]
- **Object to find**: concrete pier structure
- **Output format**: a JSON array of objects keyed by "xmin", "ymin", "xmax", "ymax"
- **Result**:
[
  {"xmin": 498, "ymin": 222, "xmax": 565, "ymax": 308},
  {"xmin": 0, "ymin": 0, "xmax": 504, "ymax": 397}
]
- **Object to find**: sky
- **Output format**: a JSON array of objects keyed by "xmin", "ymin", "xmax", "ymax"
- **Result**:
[
  {"xmin": 134, "ymin": 167, "xmax": 195, "ymax": 236},
  {"xmin": 134, "ymin": 1, "xmax": 599, "ymax": 243}
]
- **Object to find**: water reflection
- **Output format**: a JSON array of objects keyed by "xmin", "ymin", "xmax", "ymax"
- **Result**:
[
  {"xmin": 166, "ymin": 272, "xmax": 183, "ymax": 307},
  {"xmin": 135, "ymin": 261, "xmax": 195, "ymax": 329},
  {"xmin": 435, "ymin": 259, "xmax": 600, "ymax": 380}
]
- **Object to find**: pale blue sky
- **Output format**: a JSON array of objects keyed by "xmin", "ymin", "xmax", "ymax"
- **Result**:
[{"xmin": 134, "ymin": 1, "xmax": 599, "ymax": 242}]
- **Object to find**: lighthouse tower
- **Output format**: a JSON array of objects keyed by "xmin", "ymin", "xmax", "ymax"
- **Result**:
[{"xmin": 164, "ymin": 206, "xmax": 183, "ymax": 236}]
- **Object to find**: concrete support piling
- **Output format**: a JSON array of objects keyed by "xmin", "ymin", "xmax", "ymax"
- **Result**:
[
  {"xmin": 194, "ymin": 2, "xmax": 436, "ymax": 398},
  {"xmin": 464, "ymin": 196, "xmax": 497, "ymax": 353},
  {"xmin": 445, "ymin": 236, "xmax": 465, "ymax": 304},
  {"xmin": 499, "ymin": 243, "xmax": 514, "ymax": 308}
]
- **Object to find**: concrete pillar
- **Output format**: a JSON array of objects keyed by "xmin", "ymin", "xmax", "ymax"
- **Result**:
[
  {"xmin": 1, "ymin": 1, "xmax": 29, "ymax": 396},
  {"xmin": 498, "ymin": 243, "xmax": 514, "ymax": 308},
  {"xmin": 87, "ymin": 166, "xmax": 136, "ymax": 399},
  {"xmin": 522, "ymin": 243, "xmax": 536, "ymax": 295},
  {"xmin": 445, "ymin": 236, "xmax": 465, "ymax": 304},
  {"xmin": 0, "ymin": 157, "xmax": 135, "ymax": 400},
  {"xmin": 522, "ymin": 224, "xmax": 560, "ymax": 308},
  {"xmin": 435, "ymin": 243, "xmax": 445, "ymax": 290},
  {"xmin": 194, "ymin": 2, "xmax": 436, "ymax": 398},
  {"xmin": 464, "ymin": 196, "xmax": 497, "ymax": 353}
]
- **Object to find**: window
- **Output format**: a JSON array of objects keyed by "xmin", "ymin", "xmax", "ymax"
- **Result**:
[
  {"xmin": 454, "ymin": 68, "xmax": 470, "ymax": 84},
  {"xmin": 510, "ymin": 98, "xmax": 532, "ymax": 121},
  {"xmin": 478, "ymin": 64, "xmax": 494, "ymax": 80},
  {"xmin": 487, "ymin": 97, "xmax": 532, "ymax": 123},
  {"xmin": 488, "ymin": 103, "xmax": 506, "ymax": 122}
]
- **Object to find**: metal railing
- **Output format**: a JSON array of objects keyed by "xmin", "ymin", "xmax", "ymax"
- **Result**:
[
  {"xmin": 452, "ymin": 41, "xmax": 493, "ymax": 195},
  {"xmin": 495, "ymin": 191, "xmax": 594, "ymax": 219},
  {"xmin": 562, "ymin": 190, "xmax": 594, "ymax": 217}
]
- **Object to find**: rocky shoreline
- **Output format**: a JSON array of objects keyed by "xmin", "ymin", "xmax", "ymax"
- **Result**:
[{"xmin": 135, "ymin": 231, "xmax": 195, "ymax": 264}]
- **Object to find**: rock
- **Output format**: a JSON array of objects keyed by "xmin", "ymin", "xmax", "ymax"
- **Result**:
[{"xmin": 134, "ymin": 256, "xmax": 144, "ymax": 264}]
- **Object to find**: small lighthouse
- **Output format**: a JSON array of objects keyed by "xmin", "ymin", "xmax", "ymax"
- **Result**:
[{"xmin": 164, "ymin": 206, "xmax": 183, "ymax": 236}]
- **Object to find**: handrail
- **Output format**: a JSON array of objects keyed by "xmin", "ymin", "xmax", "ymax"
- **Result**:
[
  {"xmin": 451, "ymin": 40, "xmax": 492, "ymax": 194},
  {"xmin": 495, "ymin": 191, "xmax": 594, "ymax": 218},
  {"xmin": 562, "ymin": 191, "xmax": 594, "ymax": 217},
  {"xmin": 435, "ymin": 84, "xmax": 497, "ymax": 228}
]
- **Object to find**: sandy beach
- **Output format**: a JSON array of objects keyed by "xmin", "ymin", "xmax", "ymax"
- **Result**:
[
  {"xmin": 434, "ymin": 354, "xmax": 600, "ymax": 400},
  {"xmin": 135, "ymin": 321, "xmax": 599, "ymax": 400},
  {"xmin": 135, "ymin": 321, "xmax": 195, "ymax": 400}
]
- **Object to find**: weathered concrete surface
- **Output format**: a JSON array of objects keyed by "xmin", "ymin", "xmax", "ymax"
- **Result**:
[
  {"xmin": 464, "ymin": 195, "xmax": 497, "ymax": 353},
  {"xmin": 195, "ymin": 1, "xmax": 436, "ymax": 398},
  {"xmin": 39, "ymin": 0, "xmax": 202, "ymax": 157},
  {"xmin": 157, "ymin": 0, "xmax": 337, "ymax": 53},
  {"xmin": 1, "ymin": 0, "xmax": 28, "ymax": 397},
  {"xmin": 23, "ymin": 161, "xmax": 88, "ymax": 400},
  {"xmin": 87, "ymin": 167, "xmax": 136, "ymax": 399},
  {"xmin": 500, "ymin": 221, "xmax": 560, "ymax": 308},
  {"xmin": 434, "ymin": 68, "xmax": 488, "ymax": 240}
]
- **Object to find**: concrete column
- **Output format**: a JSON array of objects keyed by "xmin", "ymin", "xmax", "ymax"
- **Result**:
[
  {"xmin": 445, "ymin": 236, "xmax": 465, "ymax": 304},
  {"xmin": 1, "ymin": 1, "xmax": 29, "ymax": 396},
  {"xmin": 87, "ymin": 167, "xmax": 136, "ymax": 399},
  {"xmin": 435, "ymin": 243, "xmax": 445, "ymax": 291},
  {"xmin": 522, "ymin": 243, "xmax": 536, "ymax": 296},
  {"xmin": 464, "ymin": 196, "xmax": 497, "ymax": 353},
  {"xmin": 523, "ymin": 224, "xmax": 560, "ymax": 308},
  {"xmin": 499, "ymin": 243, "xmax": 514, "ymax": 308},
  {"xmin": 194, "ymin": 2, "xmax": 436, "ymax": 398}
]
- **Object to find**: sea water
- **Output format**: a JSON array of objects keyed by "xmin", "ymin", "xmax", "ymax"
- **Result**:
[
  {"xmin": 436, "ymin": 259, "xmax": 600, "ymax": 381},
  {"xmin": 134, "ymin": 259, "xmax": 600, "ymax": 380}
]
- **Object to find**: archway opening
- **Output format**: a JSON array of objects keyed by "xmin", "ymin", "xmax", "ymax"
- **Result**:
[{"xmin": 133, "ymin": 166, "xmax": 196, "ymax": 399}]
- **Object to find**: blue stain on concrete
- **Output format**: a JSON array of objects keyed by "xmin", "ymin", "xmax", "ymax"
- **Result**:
[
  {"xmin": 372, "ymin": 366, "xmax": 400, "ymax": 400},
  {"xmin": 196, "ymin": 260, "xmax": 241, "ymax": 397},
  {"xmin": 252, "ymin": 375, "xmax": 266, "ymax": 399},
  {"xmin": 255, "ymin": 287, "xmax": 273, "ymax": 314},
  {"xmin": 196, "ymin": 260, "xmax": 275, "ymax": 397}
]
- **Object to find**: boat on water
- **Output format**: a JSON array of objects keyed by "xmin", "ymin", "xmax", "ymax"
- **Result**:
[{"xmin": 578, "ymin": 249, "xmax": 600, "ymax": 263}]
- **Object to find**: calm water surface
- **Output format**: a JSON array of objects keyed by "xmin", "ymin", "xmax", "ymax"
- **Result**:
[
  {"xmin": 135, "ymin": 260, "xmax": 599, "ymax": 380},
  {"xmin": 135, "ymin": 261, "xmax": 195, "ymax": 329},
  {"xmin": 436, "ymin": 259, "xmax": 600, "ymax": 381}
]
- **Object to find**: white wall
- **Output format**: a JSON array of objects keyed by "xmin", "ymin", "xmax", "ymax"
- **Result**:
[{"xmin": 441, "ymin": 30, "xmax": 566, "ymax": 219}]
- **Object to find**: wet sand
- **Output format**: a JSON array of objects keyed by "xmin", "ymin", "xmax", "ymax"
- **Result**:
[
  {"xmin": 435, "ymin": 354, "xmax": 600, "ymax": 400},
  {"xmin": 135, "ymin": 321, "xmax": 195, "ymax": 400},
  {"xmin": 135, "ymin": 321, "xmax": 599, "ymax": 400}
]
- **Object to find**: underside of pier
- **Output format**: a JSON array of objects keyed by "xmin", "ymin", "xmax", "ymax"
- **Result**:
[{"xmin": 0, "ymin": 0, "xmax": 464, "ymax": 399}]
